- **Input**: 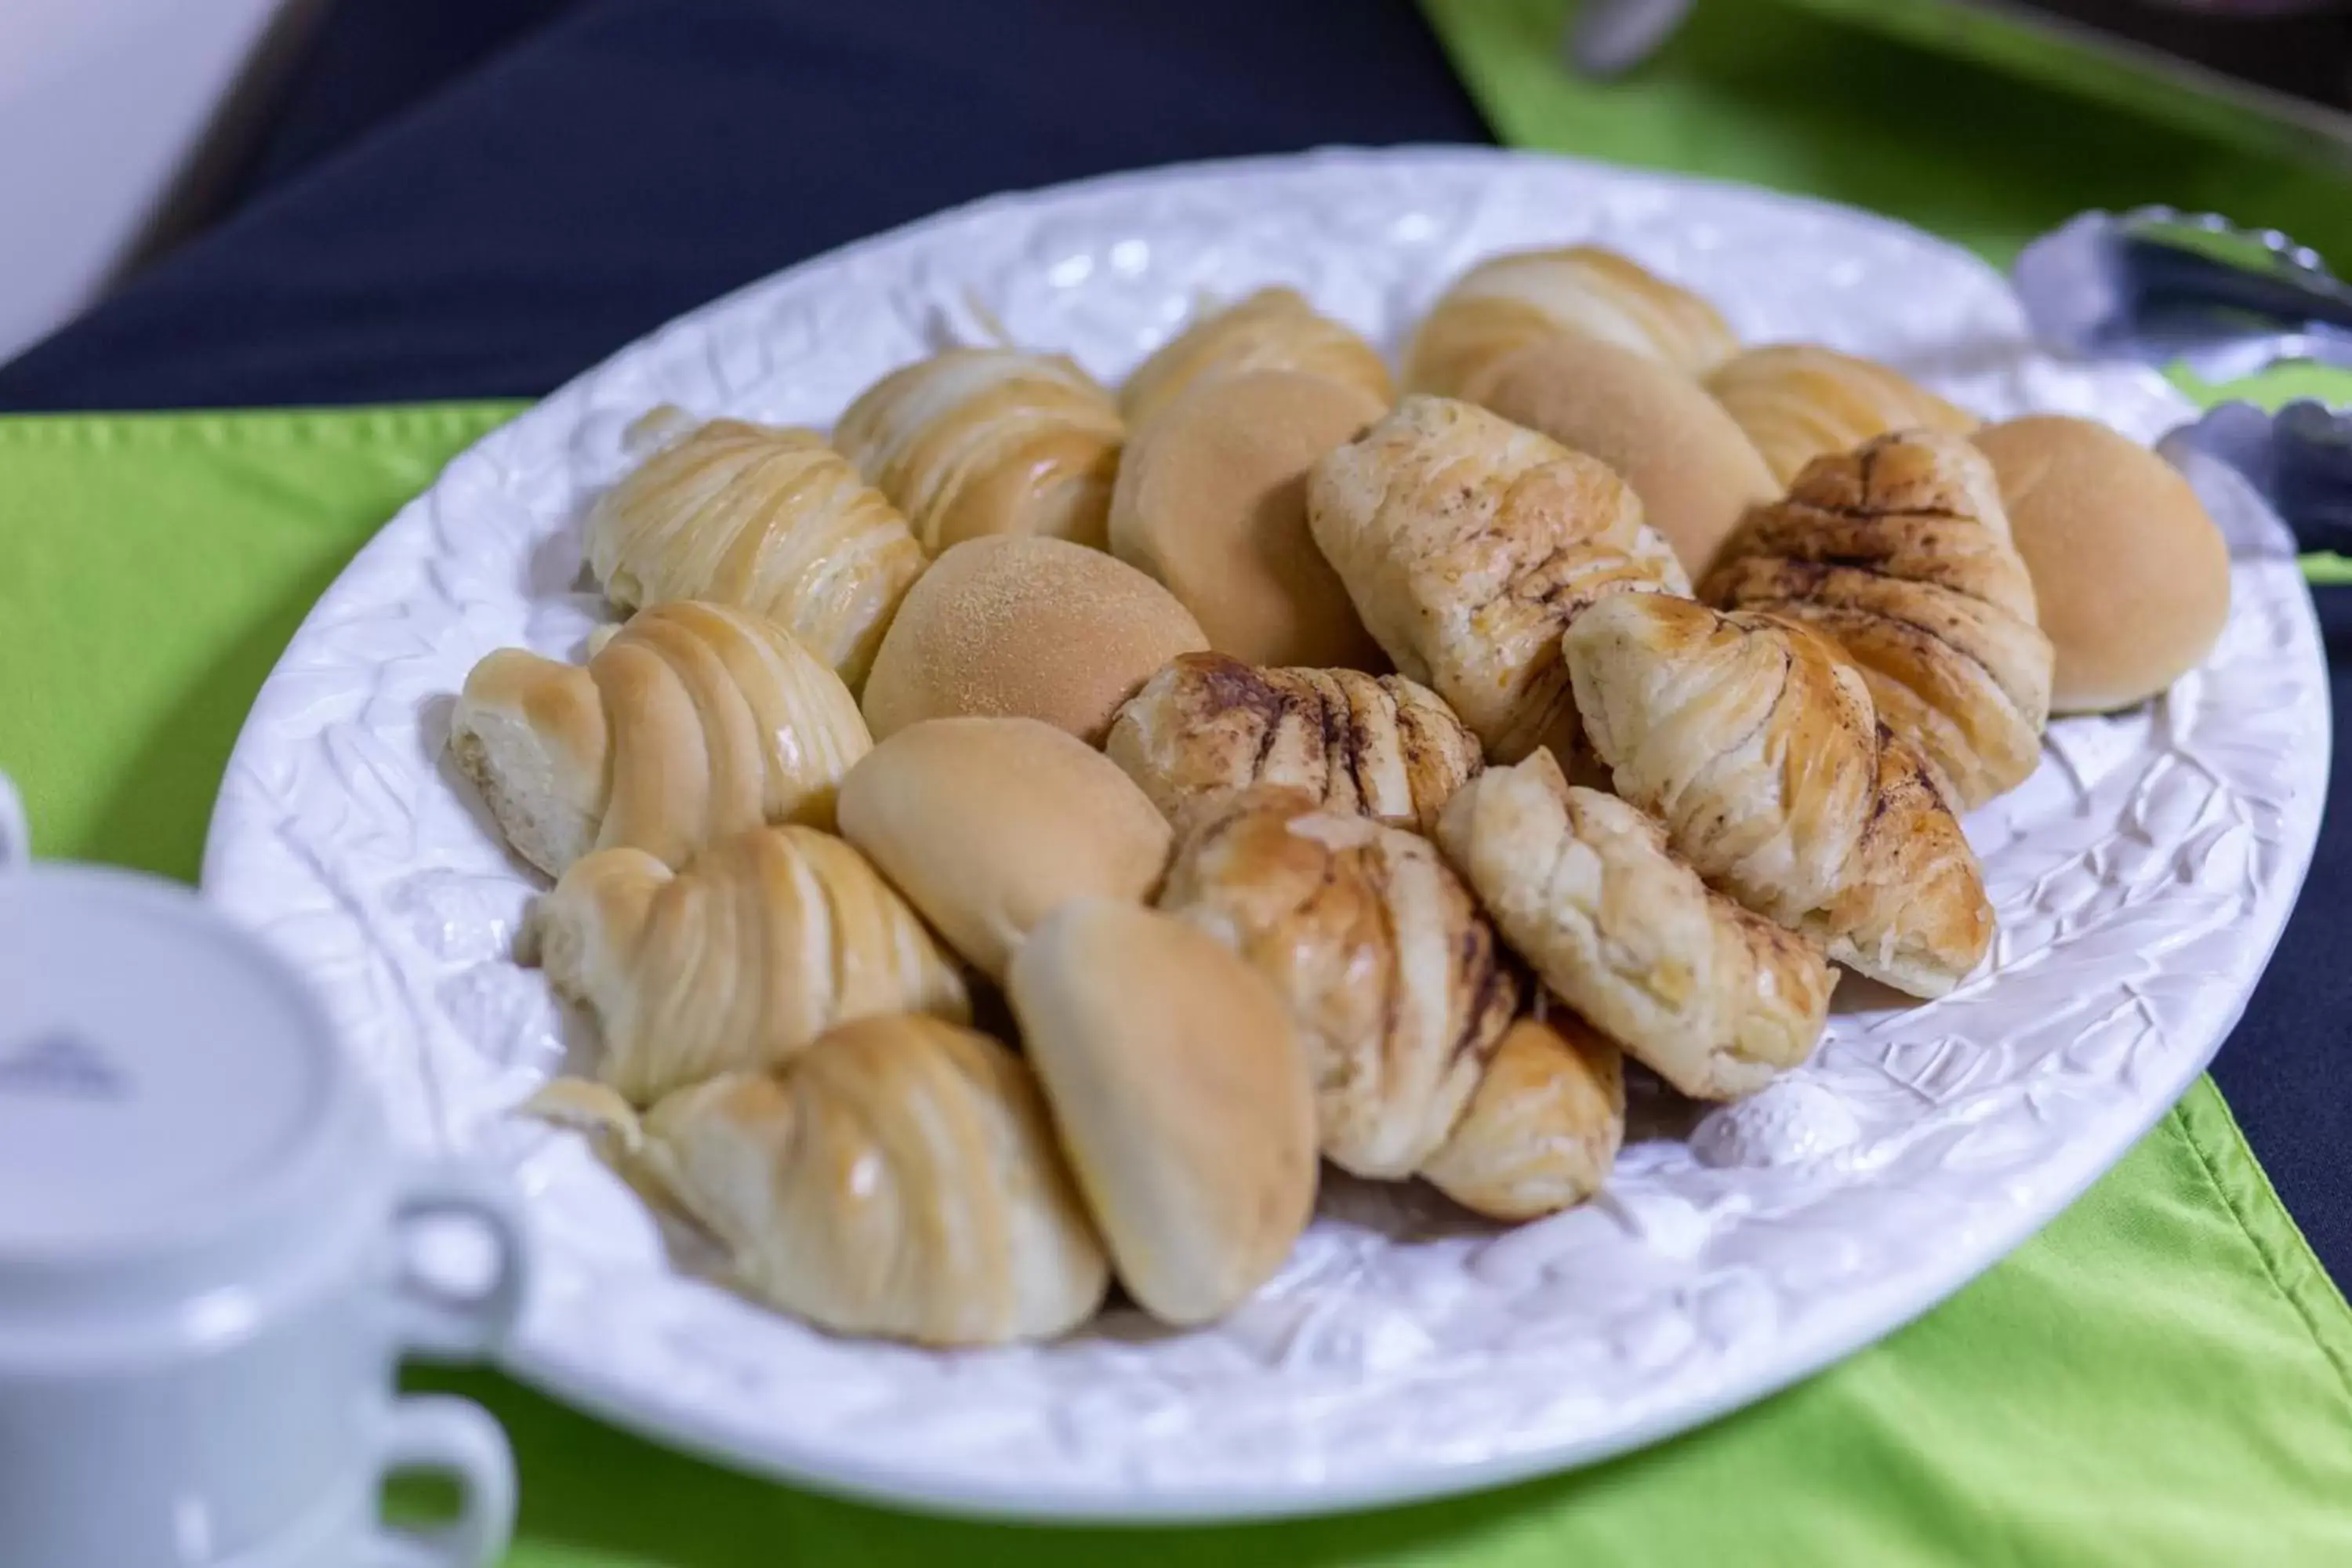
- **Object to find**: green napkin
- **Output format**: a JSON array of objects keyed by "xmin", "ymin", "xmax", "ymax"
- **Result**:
[{"xmin": 2, "ymin": 405, "xmax": 2350, "ymax": 1563}]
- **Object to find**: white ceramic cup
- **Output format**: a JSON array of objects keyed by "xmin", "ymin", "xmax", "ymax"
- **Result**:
[{"xmin": 0, "ymin": 774, "xmax": 524, "ymax": 1567}]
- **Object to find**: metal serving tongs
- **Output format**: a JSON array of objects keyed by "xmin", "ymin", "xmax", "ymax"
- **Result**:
[{"xmin": 2012, "ymin": 206, "xmax": 2352, "ymax": 557}]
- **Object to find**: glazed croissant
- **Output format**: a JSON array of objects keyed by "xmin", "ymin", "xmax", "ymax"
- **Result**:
[
  {"xmin": 1160, "ymin": 787, "xmax": 1517, "ymax": 1179},
  {"xmin": 1307, "ymin": 396, "xmax": 1690, "ymax": 763},
  {"xmin": 1404, "ymin": 244, "xmax": 1738, "ymax": 396},
  {"xmin": 1702, "ymin": 429, "xmax": 2053, "ymax": 811},
  {"xmin": 1118, "ymin": 286, "xmax": 1394, "ymax": 429},
  {"xmin": 1420, "ymin": 1014, "xmax": 1623, "ymax": 1222},
  {"xmin": 832, "ymin": 348, "xmax": 1123, "ymax": 553},
  {"xmin": 526, "ymin": 1014, "xmax": 1108, "ymax": 1346},
  {"xmin": 1563, "ymin": 593, "xmax": 1992, "ymax": 997},
  {"xmin": 519, "ymin": 824, "xmax": 971, "ymax": 1105},
  {"xmin": 584, "ymin": 412, "xmax": 926, "ymax": 688},
  {"xmin": 1105, "ymin": 652, "xmax": 1484, "ymax": 836},
  {"xmin": 448, "ymin": 601, "xmax": 872, "ymax": 877},
  {"xmin": 1706, "ymin": 345, "xmax": 1978, "ymax": 486},
  {"xmin": 1437, "ymin": 752, "xmax": 1833, "ymax": 1099}
]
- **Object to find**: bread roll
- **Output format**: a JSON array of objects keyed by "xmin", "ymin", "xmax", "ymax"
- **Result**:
[
  {"xmin": 1406, "ymin": 245, "xmax": 1738, "ymax": 396},
  {"xmin": 1972, "ymin": 415, "xmax": 2231, "ymax": 713},
  {"xmin": 1105, "ymin": 652, "xmax": 1483, "ymax": 836},
  {"xmin": 836, "ymin": 717, "xmax": 1173, "ymax": 981},
  {"xmin": 584, "ymin": 412, "xmax": 924, "ymax": 688},
  {"xmin": 1109, "ymin": 368, "xmax": 1388, "ymax": 668},
  {"xmin": 525, "ymin": 1017, "xmax": 1108, "ymax": 1346},
  {"xmin": 1706, "ymin": 344, "xmax": 1977, "ymax": 485},
  {"xmin": 859, "ymin": 535, "xmax": 1208, "ymax": 744},
  {"xmin": 1458, "ymin": 336, "xmax": 1777, "ymax": 575},
  {"xmin": 519, "ymin": 824, "xmax": 971, "ymax": 1105},
  {"xmin": 833, "ymin": 348, "xmax": 1123, "ymax": 552},
  {"xmin": 1007, "ymin": 899, "xmax": 1316, "ymax": 1326},
  {"xmin": 1307, "ymin": 395, "xmax": 1689, "ymax": 763},
  {"xmin": 1118, "ymin": 287, "xmax": 1393, "ymax": 430},
  {"xmin": 449, "ymin": 601, "xmax": 871, "ymax": 877},
  {"xmin": 1420, "ymin": 1015, "xmax": 1622, "ymax": 1222}
]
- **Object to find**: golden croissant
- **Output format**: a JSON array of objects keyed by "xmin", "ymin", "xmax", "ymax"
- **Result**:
[
  {"xmin": 1563, "ymin": 593, "xmax": 1991, "ymax": 997},
  {"xmin": 1159, "ymin": 787, "xmax": 1516, "ymax": 1178},
  {"xmin": 1420, "ymin": 1014, "xmax": 1623, "ymax": 1221},
  {"xmin": 1706, "ymin": 344, "xmax": 1977, "ymax": 486},
  {"xmin": 519, "ymin": 824, "xmax": 971, "ymax": 1105},
  {"xmin": 1118, "ymin": 286, "xmax": 1394, "ymax": 429},
  {"xmin": 1307, "ymin": 395, "xmax": 1689, "ymax": 764},
  {"xmin": 1105, "ymin": 651, "xmax": 1484, "ymax": 836},
  {"xmin": 584, "ymin": 412, "xmax": 925, "ymax": 689},
  {"xmin": 1437, "ymin": 752, "xmax": 1833, "ymax": 1099},
  {"xmin": 524, "ymin": 1014, "xmax": 1107, "ymax": 1346},
  {"xmin": 1404, "ymin": 245, "xmax": 1738, "ymax": 396},
  {"xmin": 448, "ymin": 601, "xmax": 872, "ymax": 877},
  {"xmin": 1703, "ymin": 429, "xmax": 2053, "ymax": 811},
  {"xmin": 832, "ymin": 348, "xmax": 1123, "ymax": 553}
]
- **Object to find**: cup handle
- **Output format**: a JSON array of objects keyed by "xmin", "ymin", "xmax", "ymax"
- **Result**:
[
  {"xmin": 365, "ymin": 1395, "xmax": 517, "ymax": 1568},
  {"xmin": 0, "ymin": 769, "xmax": 25, "ymax": 869},
  {"xmin": 390, "ymin": 1164, "xmax": 529, "ymax": 1359}
]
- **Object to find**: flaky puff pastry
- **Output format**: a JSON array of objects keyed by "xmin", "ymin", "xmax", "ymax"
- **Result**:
[
  {"xmin": 833, "ymin": 349, "xmax": 1123, "ymax": 553},
  {"xmin": 1307, "ymin": 396, "xmax": 1689, "ymax": 763},
  {"xmin": 1118, "ymin": 287, "xmax": 1395, "ymax": 430},
  {"xmin": 1404, "ymin": 245, "xmax": 1738, "ymax": 396},
  {"xmin": 1160, "ymin": 787, "xmax": 1517, "ymax": 1178},
  {"xmin": 1706, "ymin": 345, "xmax": 1977, "ymax": 486},
  {"xmin": 1436, "ymin": 752, "xmax": 1832, "ymax": 1099},
  {"xmin": 1563, "ymin": 593, "xmax": 1991, "ymax": 997},
  {"xmin": 1704, "ymin": 430, "xmax": 2053, "ymax": 811},
  {"xmin": 585, "ymin": 412, "xmax": 924, "ymax": 689},
  {"xmin": 1420, "ymin": 1013, "xmax": 1623, "ymax": 1222},
  {"xmin": 1106, "ymin": 652, "xmax": 1483, "ymax": 837},
  {"xmin": 449, "ymin": 601, "xmax": 872, "ymax": 877},
  {"xmin": 526, "ymin": 1015, "xmax": 1107, "ymax": 1346},
  {"xmin": 518, "ymin": 825, "xmax": 970, "ymax": 1105}
]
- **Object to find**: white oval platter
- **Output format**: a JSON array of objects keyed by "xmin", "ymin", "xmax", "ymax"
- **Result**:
[{"xmin": 202, "ymin": 147, "xmax": 2328, "ymax": 1521}]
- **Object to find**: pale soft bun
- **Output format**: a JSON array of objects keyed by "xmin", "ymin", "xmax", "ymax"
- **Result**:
[
  {"xmin": 1972, "ymin": 416, "xmax": 2231, "ymax": 713},
  {"xmin": 858, "ymin": 535, "xmax": 1209, "ymax": 744},
  {"xmin": 836, "ymin": 717, "xmax": 1174, "ymax": 980},
  {"xmin": 1108, "ymin": 368, "xmax": 1388, "ymax": 668},
  {"xmin": 1007, "ymin": 898, "xmax": 1316, "ymax": 1326},
  {"xmin": 1459, "ymin": 336, "xmax": 1778, "ymax": 575}
]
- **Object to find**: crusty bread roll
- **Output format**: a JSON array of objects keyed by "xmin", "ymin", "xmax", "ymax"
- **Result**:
[
  {"xmin": 1007, "ymin": 898, "xmax": 1316, "ymax": 1326},
  {"xmin": 585, "ymin": 412, "xmax": 925, "ymax": 689},
  {"xmin": 836, "ymin": 717, "xmax": 1173, "ymax": 981},
  {"xmin": 518, "ymin": 824, "xmax": 970, "ymax": 1105},
  {"xmin": 1118, "ymin": 287, "xmax": 1393, "ymax": 430},
  {"xmin": 526, "ymin": 1016, "xmax": 1108, "ymax": 1346},
  {"xmin": 1457, "ymin": 336, "xmax": 1778, "ymax": 575},
  {"xmin": 1406, "ymin": 245, "xmax": 1738, "ymax": 396},
  {"xmin": 1109, "ymin": 368, "xmax": 1388, "ymax": 668},
  {"xmin": 1972, "ymin": 415, "xmax": 2231, "ymax": 713},
  {"xmin": 449, "ymin": 601, "xmax": 871, "ymax": 877},
  {"xmin": 859, "ymin": 535, "xmax": 1209, "ymax": 744},
  {"xmin": 1420, "ymin": 1014, "xmax": 1623, "ymax": 1222},
  {"xmin": 1706, "ymin": 344, "xmax": 1977, "ymax": 485},
  {"xmin": 833, "ymin": 348, "xmax": 1124, "ymax": 553},
  {"xmin": 1105, "ymin": 652, "xmax": 1483, "ymax": 836}
]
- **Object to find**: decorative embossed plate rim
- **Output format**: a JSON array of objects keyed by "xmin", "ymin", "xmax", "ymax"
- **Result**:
[{"xmin": 201, "ymin": 148, "xmax": 2328, "ymax": 1522}]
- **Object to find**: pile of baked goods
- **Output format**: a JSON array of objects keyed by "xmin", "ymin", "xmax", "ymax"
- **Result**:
[{"xmin": 449, "ymin": 245, "xmax": 2234, "ymax": 1347}]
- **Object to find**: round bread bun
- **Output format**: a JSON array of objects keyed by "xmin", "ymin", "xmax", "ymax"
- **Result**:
[
  {"xmin": 837, "ymin": 717, "xmax": 1174, "ymax": 981},
  {"xmin": 1457, "ymin": 335, "xmax": 1777, "ymax": 575},
  {"xmin": 1007, "ymin": 898, "xmax": 1317, "ymax": 1326},
  {"xmin": 858, "ymin": 535, "xmax": 1209, "ymax": 744},
  {"xmin": 1971, "ymin": 415, "xmax": 2230, "ymax": 713},
  {"xmin": 1109, "ymin": 368, "xmax": 1389, "ymax": 668}
]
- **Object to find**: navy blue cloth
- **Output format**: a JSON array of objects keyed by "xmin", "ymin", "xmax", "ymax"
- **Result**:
[{"xmin": 0, "ymin": 0, "xmax": 2343, "ymax": 1280}]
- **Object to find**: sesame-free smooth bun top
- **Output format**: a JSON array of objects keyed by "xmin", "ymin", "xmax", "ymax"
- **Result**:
[
  {"xmin": 1971, "ymin": 415, "xmax": 2231, "ymax": 714},
  {"xmin": 1458, "ymin": 335, "xmax": 1778, "ymax": 576},
  {"xmin": 1109, "ymin": 368, "xmax": 1388, "ymax": 669},
  {"xmin": 858, "ymin": 535, "xmax": 1210, "ymax": 744}
]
